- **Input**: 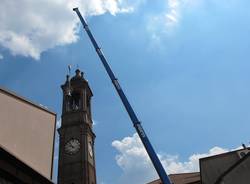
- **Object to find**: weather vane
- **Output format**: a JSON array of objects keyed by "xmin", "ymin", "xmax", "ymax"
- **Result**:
[{"xmin": 68, "ymin": 65, "xmax": 72, "ymax": 76}]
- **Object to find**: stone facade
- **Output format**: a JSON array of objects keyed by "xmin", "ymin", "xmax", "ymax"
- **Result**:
[{"xmin": 57, "ymin": 69, "xmax": 96, "ymax": 184}]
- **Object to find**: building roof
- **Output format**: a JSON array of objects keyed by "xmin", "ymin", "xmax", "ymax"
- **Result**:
[
  {"xmin": 147, "ymin": 172, "xmax": 201, "ymax": 184},
  {"xmin": 61, "ymin": 69, "xmax": 93, "ymax": 96},
  {"xmin": 0, "ymin": 86, "xmax": 56, "ymax": 115}
]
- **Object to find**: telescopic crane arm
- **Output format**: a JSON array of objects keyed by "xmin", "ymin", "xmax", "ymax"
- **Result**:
[{"xmin": 73, "ymin": 8, "xmax": 171, "ymax": 184}]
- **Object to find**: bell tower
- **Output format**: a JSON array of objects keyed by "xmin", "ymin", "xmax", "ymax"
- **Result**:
[{"xmin": 58, "ymin": 69, "xmax": 97, "ymax": 184}]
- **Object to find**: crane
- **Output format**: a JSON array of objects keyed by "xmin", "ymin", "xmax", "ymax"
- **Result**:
[{"xmin": 73, "ymin": 8, "xmax": 172, "ymax": 184}]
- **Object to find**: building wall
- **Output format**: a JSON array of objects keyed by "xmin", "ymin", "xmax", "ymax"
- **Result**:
[
  {"xmin": 219, "ymin": 154, "xmax": 250, "ymax": 184},
  {"xmin": 0, "ymin": 88, "xmax": 56, "ymax": 180},
  {"xmin": 200, "ymin": 151, "xmax": 239, "ymax": 184},
  {"xmin": 200, "ymin": 149, "xmax": 250, "ymax": 184},
  {"xmin": 0, "ymin": 147, "xmax": 53, "ymax": 184}
]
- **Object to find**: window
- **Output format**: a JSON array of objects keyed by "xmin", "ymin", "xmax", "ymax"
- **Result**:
[{"xmin": 70, "ymin": 92, "xmax": 80, "ymax": 111}]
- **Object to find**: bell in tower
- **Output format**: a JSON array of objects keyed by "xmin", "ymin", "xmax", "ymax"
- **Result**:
[{"xmin": 58, "ymin": 69, "xmax": 97, "ymax": 184}]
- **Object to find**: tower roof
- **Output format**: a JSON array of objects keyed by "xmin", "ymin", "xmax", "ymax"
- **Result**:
[
  {"xmin": 70, "ymin": 69, "xmax": 85, "ymax": 82},
  {"xmin": 61, "ymin": 68, "xmax": 93, "ymax": 97}
]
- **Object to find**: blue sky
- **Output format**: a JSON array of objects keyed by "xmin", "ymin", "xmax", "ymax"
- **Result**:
[{"xmin": 0, "ymin": 0, "xmax": 250, "ymax": 183}]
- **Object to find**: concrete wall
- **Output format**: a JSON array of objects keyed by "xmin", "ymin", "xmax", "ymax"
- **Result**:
[
  {"xmin": 0, "ymin": 88, "xmax": 56, "ymax": 180},
  {"xmin": 200, "ymin": 149, "xmax": 250, "ymax": 184},
  {"xmin": 220, "ymin": 155, "xmax": 250, "ymax": 184},
  {"xmin": 200, "ymin": 151, "xmax": 239, "ymax": 184}
]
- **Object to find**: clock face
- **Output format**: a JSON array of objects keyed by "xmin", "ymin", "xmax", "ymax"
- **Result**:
[
  {"xmin": 88, "ymin": 141, "xmax": 93, "ymax": 157},
  {"xmin": 65, "ymin": 138, "xmax": 80, "ymax": 155}
]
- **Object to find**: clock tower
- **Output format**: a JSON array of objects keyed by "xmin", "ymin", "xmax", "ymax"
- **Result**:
[{"xmin": 58, "ymin": 69, "xmax": 97, "ymax": 184}]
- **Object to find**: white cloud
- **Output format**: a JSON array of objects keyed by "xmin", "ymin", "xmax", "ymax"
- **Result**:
[
  {"xmin": 112, "ymin": 134, "xmax": 156, "ymax": 184},
  {"xmin": 93, "ymin": 119, "xmax": 99, "ymax": 126},
  {"xmin": 147, "ymin": 0, "xmax": 202, "ymax": 44},
  {"xmin": 166, "ymin": 0, "xmax": 180, "ymax": 26},
  {"xmin": 146, "ymin": 0, "xmax": 181, "ymax": 47},
  {"xmin": 52, "ymin": 119, "xmax": 61, "ymax": 182},
  {"xmin": 56, "ymin": 119, "xmax": 61, "ymax": 129},
  {"xmin": 147, "ymin": 0, "xmax": 181, "ymax": 36},
  {"xmin": 0, "ymin": 54, "xmax": 3, "ymax": 60},
  {"xmin": 0, "ymin": 0, "xmax": 142, "ymax": 60},
  {"xmin": 165, "ymin": 0, "xmax": 202, "ymax": 26},
  {"xmin": 112, "ymin": 133, "xmax": 229, "ymax": 184}
]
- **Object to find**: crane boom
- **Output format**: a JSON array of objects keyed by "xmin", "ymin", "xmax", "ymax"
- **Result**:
[{"xmin": 73, "ymin": 8, "xmax": 171, "ymax": 184}]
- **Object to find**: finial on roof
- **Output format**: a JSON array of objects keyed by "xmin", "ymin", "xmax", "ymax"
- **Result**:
[
  {"xmin": 75, "ymin": 69, "xmax": 81, "ymax": 78},
  {"xmin": 242, "ymin": 143, "xmax": 247, "ymax": 149},
  {"xmin": 68, "ymin": 65, "xmax": 71, "ymax": 75}
]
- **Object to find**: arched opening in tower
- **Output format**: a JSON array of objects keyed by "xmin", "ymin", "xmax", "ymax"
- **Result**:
[{"xmin": 70, "ymin": 92, "xmax": 80, "ymax": 111}]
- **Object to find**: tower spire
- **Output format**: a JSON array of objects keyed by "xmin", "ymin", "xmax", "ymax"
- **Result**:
[{"xmin": 68, "ymin": 65, "xmax": 71, "ymax": 76}]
